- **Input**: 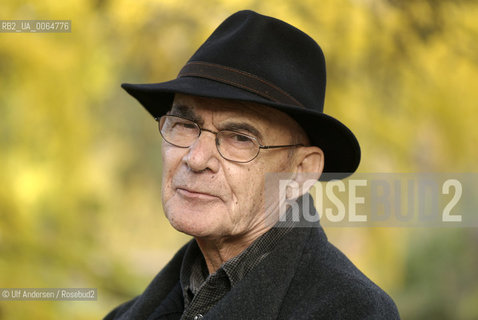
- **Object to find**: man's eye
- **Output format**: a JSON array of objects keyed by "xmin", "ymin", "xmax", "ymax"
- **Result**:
[
  {"xmin": 173, "ymin": 121, "xmax": 196, "ymax": 130},
  {"xmin": 221, "ymin": 131, "xmax": 255, "ymax": 148},
  {"xmin": 235, "ymin": 134, "xmax": 254, "ymax": 143},
  {"xmin": 179, "ymin": 122, "xmax": 196, "ymax": 129}
]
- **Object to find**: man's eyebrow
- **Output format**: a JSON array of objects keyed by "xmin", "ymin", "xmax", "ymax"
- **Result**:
[
  {"xmin": 169, "ymin": 104, "xmax": 203, "ymax": 125},
  {"xmin": 169, "ymin": 105, "xmax": 263, "ymax": 141},
  {"xmin": 220, "ymin": 122, "xmax": 263, "ymax": 141}
]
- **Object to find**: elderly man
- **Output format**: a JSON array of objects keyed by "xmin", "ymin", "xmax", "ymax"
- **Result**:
[{"xmin": 105, "ymin": 10, "xmax": 400, "ymax": 320}]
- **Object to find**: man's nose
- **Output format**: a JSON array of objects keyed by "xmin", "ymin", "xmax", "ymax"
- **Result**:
[{"xmin": 183, "ymin": 131, "xmax": 220, "ymax": 173}]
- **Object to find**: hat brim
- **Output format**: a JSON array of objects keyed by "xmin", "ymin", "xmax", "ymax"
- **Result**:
[{"xmin": 122, "ymin": 77, "xmax": 360, "ymax": 180}]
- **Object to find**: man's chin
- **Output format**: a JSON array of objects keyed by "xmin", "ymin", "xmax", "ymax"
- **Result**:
[
  {"xmin": 170, "ymin": 222, "xmax": 219, "ymax": 239},
  {"xmin": 165, "ymin": 210, "xmax": 219, "ymax": 238},
  {"xmin": 163, "ymin": 196, "xmax": 231, "ymax": 237}
]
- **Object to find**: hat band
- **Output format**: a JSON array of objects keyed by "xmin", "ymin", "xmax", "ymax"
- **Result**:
[{"xmin": 177, "ymin": 61, "xmax": 304, "ymax": 107}]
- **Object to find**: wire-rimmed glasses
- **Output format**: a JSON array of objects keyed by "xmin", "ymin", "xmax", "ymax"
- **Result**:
[{"xmin": 156, "ymin": 115, "xmax": 303, "ymax": 163}]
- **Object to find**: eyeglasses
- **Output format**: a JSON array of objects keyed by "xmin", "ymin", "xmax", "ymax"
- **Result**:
[{"xmin": 156, "ymin": 115, "xmax": 304, "ymax": 163}]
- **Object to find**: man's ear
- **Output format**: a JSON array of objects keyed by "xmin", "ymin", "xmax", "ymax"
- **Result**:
[{"xmin": 291, "ymin": 146, "xmax": 324, "ymax": 195}]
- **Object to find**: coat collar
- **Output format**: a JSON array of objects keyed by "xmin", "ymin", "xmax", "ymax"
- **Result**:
[
  {"xmin": 204, "ymin": 225, "xmax": 315, "ymax": 319},
  {"xmin": 115, "ymin": 194, "xmax": 323, "ymax": 320}
]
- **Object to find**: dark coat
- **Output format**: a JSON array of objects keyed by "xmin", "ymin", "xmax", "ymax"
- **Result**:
[{"xmin": 105, "ymin": 202, "xmax": 400, "ymax": 320}]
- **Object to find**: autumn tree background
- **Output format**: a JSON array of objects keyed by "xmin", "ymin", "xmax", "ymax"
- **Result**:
[{"xmin": 1, "ymin": 0, "xmax": 477, "ymax": 319}]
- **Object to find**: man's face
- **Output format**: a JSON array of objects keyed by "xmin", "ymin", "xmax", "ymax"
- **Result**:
[{"xmin": 161, "ymin": 94, "xmax": 303, "ymax": 241}]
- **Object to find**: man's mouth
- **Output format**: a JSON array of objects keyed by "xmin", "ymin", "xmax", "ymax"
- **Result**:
[{"xmin": 176, "ymin": 187, "xmax": 220, "ymax": 201}]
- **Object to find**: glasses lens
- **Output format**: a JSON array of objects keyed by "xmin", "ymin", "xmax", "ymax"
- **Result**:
[
  {"xmin": 159, "ymin": 116, "xmax": 199, "ymax": 147},
  {"xmin": 217, "ymin": 131, "xmax": 259, "ymax": 162}
]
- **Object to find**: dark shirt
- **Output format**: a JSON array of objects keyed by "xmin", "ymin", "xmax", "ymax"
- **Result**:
[{"xmin": 179, "ymin": 221, "xmax": 293, "ymax": 320}]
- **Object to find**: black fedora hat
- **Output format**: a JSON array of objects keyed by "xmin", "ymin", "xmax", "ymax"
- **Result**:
[{"xmin": 122, "ymin": 10, "xmax": 360, "ymax": 180}]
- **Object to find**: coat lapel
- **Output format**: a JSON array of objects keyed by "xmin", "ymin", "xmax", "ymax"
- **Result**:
[{"xmin": 204, "ymin": 226, "xmax": 313, "ymax": 320}]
